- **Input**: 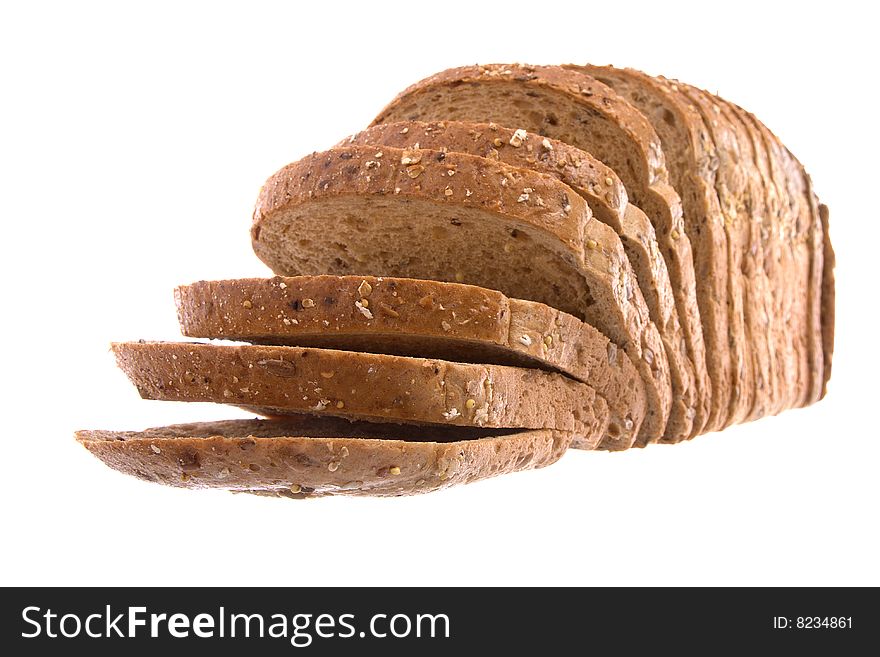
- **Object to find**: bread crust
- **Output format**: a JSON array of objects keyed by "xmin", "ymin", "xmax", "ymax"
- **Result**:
[
  {"xmin": 251, "ymin": 145, "xmax": 671, "ymax": 445},
  {"xmin": 818, "ymin": 203, "xmax": 835, "ymax": 397},
  {"xmin": 176, "ymin": 276, "xmax": 646, "ymax": 449},
  {"xmin": 796, "ymin": 162, "xmax": 826, "ymax": 406},
  {"xmin": 112, "ymin": 341, "xmax": 610, "ymax": 447},
  {"xmin": 76, "ymin": 418, "xmax": 571, "ymax": 498}
]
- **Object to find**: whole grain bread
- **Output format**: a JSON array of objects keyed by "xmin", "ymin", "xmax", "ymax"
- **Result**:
[
  {"xmin": 709, "ymin": 94, "xmax": 775, "ymax": 422},
  {"xmin": 579, "ymin": 66, "xmax": 733, "ymax": 433},
  {"xmin": 371, "ymin": 64, "xmax": 707, "ymax": 441},
  {"xmin": 718, "ymin": 98, "xmax": 783, "ymax": 419},
  {"xmin": 250, "ymin": 144, "xmax": 671, "ymax": 445},
  {"xmin": 76, "ymin": 418, "xmax": 572, "ymax": 497},
  {"xmin": 342, "ymin": 121, "xmax": 692, "ymax": 443},
  {"xmin": 738, "ymin": 108, "xmax": 812, "ymax": 413},
  {"xmin": 112, "ymin": 341, "xmax": 610, "ymax": 448},
  {"xmin": 176, "ymin": 276, "xmax": 647, "ymax": 449},
  {"xmin": 670, "ymin": 84, "xmax": 755, "ymax": 427}
]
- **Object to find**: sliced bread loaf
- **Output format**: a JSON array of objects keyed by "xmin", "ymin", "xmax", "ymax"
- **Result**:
[
  {"xmin": 738, "ymin": 108, "xmax": 814, "ymax": 412},
  {"xmin": 670, "ymin": 84, "xmax": 755, "ymax": 427},
  {"xmin": 708, "ymin": 94, "xmax": 775, "ymax": 422},
  {"xmin": 250, "ymin": 145, "xmax": 671, "ymax": 445},
  {"xmin": 578, "ymin": 66, "xmax": 733, "ymax": 433},
  {"xmin": 342, "ymin": 121, "xmax": 692, "ymax": 443},
  {"xmin": 371, "ymin": 64, "xmax": 708, "ymax": 441},
  {"xmin": 719, "ymin": 98, "xmax": 784, "ymax": 419},
  {"xmin": 176, "ymin": 276, "xmax": 647, "ymax": 449},
  {"xmin": 76, "ymin": 418, "xmax": 572, "ymax": 497},
  {"xmin": 112, "ymin": 342, "xmax": 610, "ymax": 448}
]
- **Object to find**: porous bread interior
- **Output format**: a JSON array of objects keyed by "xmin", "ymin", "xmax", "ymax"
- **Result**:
[
  {"xmin": 380, "ymin": 82, "xmax": 650, "ymax": 205},
  {"xmin": 587, "ymin": 72, "xmax": 698, "ymax": 224},
  {"xmin": 256, "ymin": 194, "xmax": 595, "ymax": 321}
]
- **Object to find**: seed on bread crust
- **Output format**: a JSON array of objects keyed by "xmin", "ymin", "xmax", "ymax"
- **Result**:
[{"xmin": 509, "ymin": 129, "xmax": 527, "ymax": 147}]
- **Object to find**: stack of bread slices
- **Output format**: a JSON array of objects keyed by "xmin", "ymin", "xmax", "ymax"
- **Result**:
[{"xmin": 77, "ymin": 64, "xmax": 835, "ymax": 498}]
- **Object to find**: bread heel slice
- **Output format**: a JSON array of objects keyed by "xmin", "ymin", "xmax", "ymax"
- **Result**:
[{"xmin": 76, "ymin": 418, "xmax": 573, "ymax": 498}]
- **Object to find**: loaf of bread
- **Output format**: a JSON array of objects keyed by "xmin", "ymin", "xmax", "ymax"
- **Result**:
[{"xmin": 77, "ymin": 62, "xmax": 834, "ymax": 498}]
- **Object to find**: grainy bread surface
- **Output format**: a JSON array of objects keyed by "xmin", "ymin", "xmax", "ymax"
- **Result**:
[
  {"xmin": 176, "ymin": 276, "xmax": 647, "ymax": 449},
  {"xmin": 673, "ymin": 84, "xmax": 755, "ymax": 428},
  {"xmin": 720, "ymin": 99, "xmax": 783, "ymax": 419},
  {"xmin": 251, "ymin": 144, "xmax": 671, "ymax": 445},
  {"xmin": 76, "ymin": 418, "xmax": 571, "ymax": 497},
  {"xmin": 711, "ymin": 95, "xmax": 774, "ymax": 421},
  {"xmin": 371, "ymin": 63, "xmax": 706, "ymax": 442},
  {"xmin": 343, "ymin": 122, "xmax": 689, "ymax": 444},
  {"xmin": 343, "ymin": 120, "xmax": 630, "ymax": 231},
  {"xmin": 113, "ymin": 342, "xmax": 610, "ymax": 448},
  {"xmin": 581, "ymin": 66, "xmax": 733, "ymax": 434},
  {"xmin": 739, "ymin": 109, "xmax": 811, "ymax": 413}
]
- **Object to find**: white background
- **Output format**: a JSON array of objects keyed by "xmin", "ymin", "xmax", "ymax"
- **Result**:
[{"xmin": 1, "ymin": 0, "xmax": 877, "ymax": 586}]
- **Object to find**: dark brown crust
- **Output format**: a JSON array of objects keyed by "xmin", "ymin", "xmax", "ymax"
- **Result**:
[
  {"xmin": 175, "ymin": 276, "xmax": 646, "ymax": 449},
  {"xmin": 112, "ymin": 341, "xmax": 610, "ymax": 447},
  {"xmin": 250, "ymin": 144, "xmax": 671, "ymax": 446},
  {"xmin": 76, "ymin": 418, "xmax": 571, "ymax": 497}
]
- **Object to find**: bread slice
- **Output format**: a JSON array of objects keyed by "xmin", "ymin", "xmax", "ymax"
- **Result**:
[
  {"xmin": 709, "ymin": 95, "xmax": 775, "ymax": 422},
  {"xmin": 578, "ymin": 67, "xmax": 734, "ymax": 433},
  {"xmin": 76, "ymin": 418, "xmax": 572, "ymax": 497},
  {"xmin": 796, "ymin": 160, "xmax": 826, "ymax": 406},
  {"xmin": 250, "ymin": 144, "xmax": 671, "ymax": 445},
  {"xmin": 371, "ymin": 64, "xmax": 707, "ymax": 442},
  {"xmin": 667, "ymin": 84, "xmax": 755, "ymax": 427},
  {"xmin": 176, "ymin": 276, "xmax": 647, "ymax": 449},
  {"xmin": 112, "ymin": 342, "xmax": 610, "ymax": 448},
  {"xmin": 738, "ymin": 109, "xmax": 813, "ymax": 412},
  {"xmin": 818, "ymin": 202, "xmax": 835, "ymax": 398},
  {"xmin": 718, "ymin": 99, "xmax": 784, "ymax": 419},
  {"xmin": 342, "ymin": 121, "xmax": 692, "ymax": 442}
]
